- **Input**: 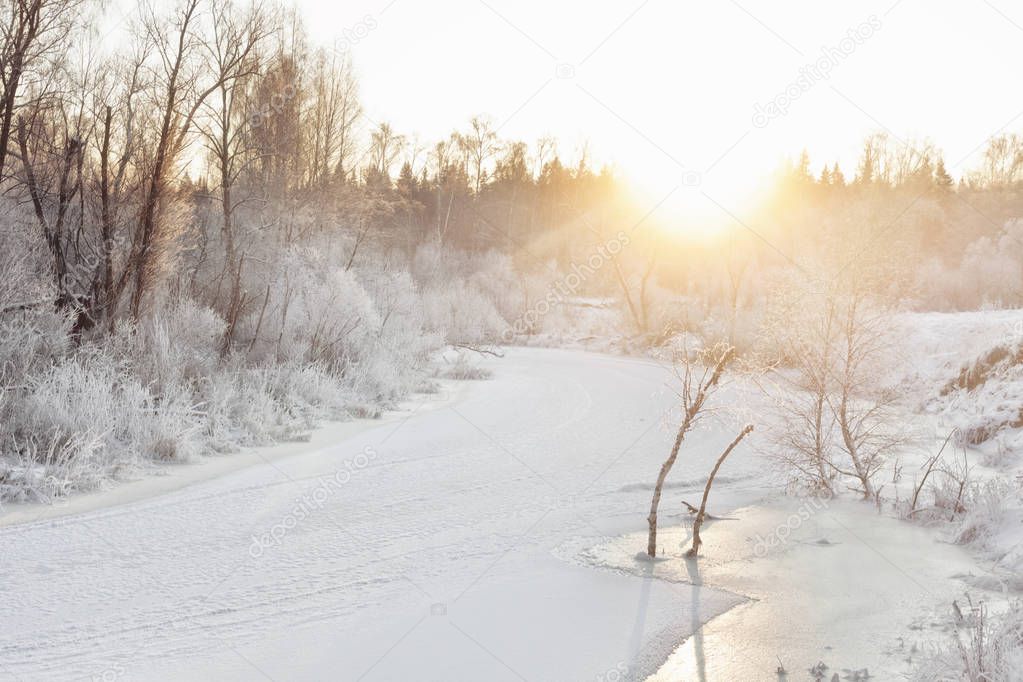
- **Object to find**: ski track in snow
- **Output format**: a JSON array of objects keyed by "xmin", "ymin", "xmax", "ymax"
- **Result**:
[{"xmin": 0, "ymin": 348, "xmax": 761, "ymax": 682}]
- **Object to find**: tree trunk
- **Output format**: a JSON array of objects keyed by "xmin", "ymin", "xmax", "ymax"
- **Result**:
[
  {"xmin": 687, "ymin": 425, "xmax": 754, "ymax": 557},
  {"xmin": 838, "ymin": 393, "xmax": 874, "ymax": 500},
  {"xmin": 646, "ymin": 347, "xmax": 734, "ymax": 557},
  {"xmin": 647, "ymin": 424, "xmax": 689, "ymax": 557}
]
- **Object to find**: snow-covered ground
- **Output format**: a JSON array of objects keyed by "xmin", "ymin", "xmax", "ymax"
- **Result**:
[
  {"xmin": 1, "ymin": 341, "xmax": 1018, "ymax": 680},
  {"xmin": 0, "ymin": 349, "xmax": 752, "ymax": 681}
]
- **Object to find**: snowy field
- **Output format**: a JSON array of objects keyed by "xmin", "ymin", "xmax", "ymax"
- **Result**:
[{"xmin": 1, "ymin": 344, "xmax": 1011, "ymax": 681}]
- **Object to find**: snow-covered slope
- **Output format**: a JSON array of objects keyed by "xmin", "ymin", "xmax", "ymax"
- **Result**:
[{"xmin": 893, "ymin": 309, "xmax": 1023, "ymax": 584}]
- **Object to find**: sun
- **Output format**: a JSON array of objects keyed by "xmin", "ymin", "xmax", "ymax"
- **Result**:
[{"xmin": 617, "ymin": 154, "xmax": 764, "ymax": 241}]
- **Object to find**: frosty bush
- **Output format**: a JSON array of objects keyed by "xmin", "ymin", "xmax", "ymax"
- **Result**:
[
  {"xmin": 439, "ymin": 351, "xmax": 493, "ymax": 380},
  {"xmin": 0, "ymin": 308, "xmax": 72, "ymax": 389},
  {"xmin": 911, "ymin": 598, "xmax": 1023, "ymax": 682},
  {"xmin": 0, "ymin": 249, "xmax": 457, "ymax": 504},
  {"xmin": 353, "ymin": 266, "xmax": 443, "ymax": 402},
  {"xmin": 1, "ymin": 354, "xmax": 201, "ymax": 500},
  {"xmin": 466, "ymin": 251, "xmax": 523, "ymax": 323},
  {"xmin": 249, "ymin": 252, "xmax": 381, "ymax": 368},
  {"xmin": 201, "ymin": 363, "xmax": 352, "ymax": 449},
  {"xmin": 953, "ymin": 480, "xmax": 1018, "ymax": 547},
  {"xmin": 119, "ymin": 298, "xmax": 226, "ymax": 394},
  {"xmin": 421, "ymin": 278, "xmax": 506, "ymax": 345}
]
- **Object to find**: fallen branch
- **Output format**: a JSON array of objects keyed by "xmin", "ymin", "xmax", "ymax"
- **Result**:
[
  {"xmin": 681, "ymin": 500, "xmax": 737, "ymax": 521},
  {"xmin": 687, "ymin": 424, "xmax": 754, "ymax": 557},
  {"xmin": 453, "ymin": 343, "xmax": 505, "ymax": 358}
]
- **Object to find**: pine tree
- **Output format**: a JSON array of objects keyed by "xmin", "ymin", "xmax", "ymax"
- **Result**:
[
  {"xmin": 934, "ymin": 156, "xmax": 954, "ymax": 192},
  {"xmin": 856, "ymin": 140, "xmax": 875, "ymax": 185},
  {"xmin": 831, "ymin": 163, "xmax": 846, "ymax": 188},
  {"xmin": 796, "ymin": 149, "xmax": 813, "ymax": 184},
  {"xmin": 396, "ymin": 161, "xmax": 417, "ymax": 197}
]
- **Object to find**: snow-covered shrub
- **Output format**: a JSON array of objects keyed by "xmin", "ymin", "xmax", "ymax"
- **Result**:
[
  {"xmin": 202, "ymin": 367, "xmax": 303, "ymax": 449},
  {"xmin": 953, "ymin": 479, "xmax": 1018, "ymax": 547},
  {"xmin": 117, "ymin": 298, "xmax": 226, "ymax": 394},
  {"xmin": 948, "ymin": 221, "xmax": 1023, "ymax": 311},
  {"xmin": 911, "ymin": 598, "xmax": 1023, "ymax": 682},
  {"xmin": 913, "ymin": 257, "xmax": 965, "ymax": 311},
  {"xmin": 0, "ymin": 429, "xmax": 107, "ymax": 503},
  {"xmin": 242, "ymin": 248, "xmax": 381, "ymax": 369},
  {"xmin": 411, "ymin": 239, "xmax": 449, "ymax": 287},
  {"xmin": 634, "ymin": 279, "xmax": 686, "ymax": 342},
  {"xmin": 439, "ymin": 351, "xmax": 493, "ymax": 380},
  {"xmin": 910, "ymin": 221, "xmax": 1023, "ymax": 312},
  {"xmin": 0, "ymin": 208, "xmax": 71, "ymax": 387},
  {"xmin": 353, "ymin": 266, "xmax": 442, "ymax": 402},
  {"xmin": 421, "ymin": 278, "xmax": 505, "ymax": 345},
  {"xmin": 697, "ymin": 302, "xmax": 762, "ymax": 357},
  {"xmin": 201, "ymin": 362, "xmax": 353, "ymax": 449},
  {"xmin": 467, "ymin": 251, "xmax": 523, "ymax": 324},
  {"xmin": 0, "ymin": 353, "xmax": 204, "ymax": 501},
  {"xmin": 0, "ymin": 308, "xmax": 72, "ymax": 388}
]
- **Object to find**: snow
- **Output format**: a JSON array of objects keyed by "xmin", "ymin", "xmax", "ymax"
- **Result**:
[
  {"xmin": 625, "ymin": 498, "xmax": 1002, "ymax": 680},
  {"xmin": 892, "ymin": 308, "xmax": 1023, "ymax": 396},
  {"xmin": 1, "ymin": 340, "xmax": 1020, "ymax": 680},
  {"xmin": 0, "ymin": 349, "xmax": 749, "ymax": 681},
  {"xmin": 891, "ymin": 310, "xmax": 1023, "ymax": 576}
]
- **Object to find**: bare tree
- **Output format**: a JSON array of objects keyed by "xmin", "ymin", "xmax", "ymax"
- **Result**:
[
  {"xmin": 130, "ymin": 0, "xmax": 264, "ymax": 318},
  {"xmin": 762, "ymin": 277, "xmax": 839, "ymax": 495},
  {"xmin": 647, "ymin": 343, "xmax": 734, "ymax": 558},
  {"xmin": 908, "ymin": 429, "xmax": 957, "ymax": 516},
  {"xmin": 196, "ymin": 0, "xmax": 270, "ymax": 352},
  {"xmin": 462, "ymin": 114, "xmax": 497, "ymax": 195},
  {"xmin": 971, "ymin": 134, "xmax": 1023, "ymax": 188},
  {"xmin": 0, "ymin": 0, "xmax": 83, "ymax": 182},
  {"xmin": 305, "ymin": 48, "xmax": 359, "ymax": 186},
  {"xmin": 93, "ymin": 49, "xmax": 147, "ymax": 326},
  {"xmin": 764, "ymin": 215, "xmax": 907, "ymax": 501},
  {"xmin": 367, "ymin": 121, "xmax": 404, "ymax": 180},
  {"xmin": 828, "ymin": 283, "xmax": 903, "ymax": 500},
  {"xmin": 687, "ymin": 424, "xmax": 754, "ymax": 557}
]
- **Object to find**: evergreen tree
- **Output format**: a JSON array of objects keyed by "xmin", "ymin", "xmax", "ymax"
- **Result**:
[
  {"xmin": 819, "ymin": 165, "xmax": 831, "ymax": 186},
  {"xmin": 934, "ymin": 156, "xmax": 954, "ymax": 192},
  {"xmin": 855, "ymin": 140, "xmax": 875, "ymax": 185},
  {"xmin": 796, "ymin": 149, "xmax": 813, "ymax": 184},
  {"xmin": 396, "ymin": 161, "xmax": 417, "ymax": 197},
  {"xmin": 831, "ymin": 163, "xmax": 846, "ymax": 188}
]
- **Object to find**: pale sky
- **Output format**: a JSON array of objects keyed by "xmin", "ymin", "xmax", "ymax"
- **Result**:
[
  {"xmin": 294, "ymin": 0, "xmax": 1023, "ymax": 220},
  {"xmin": 101, "ymin": 0, "xmax": 1023, "ymax": 223}
]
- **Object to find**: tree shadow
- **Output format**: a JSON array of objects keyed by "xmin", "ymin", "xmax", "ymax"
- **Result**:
[
  {"xmin": 628, "ymin": 548, "xmax": 710, "ymax": 682},
  {"xmin": 627, "ymin": 559, "xmax": 655, "ymax": 668},
  {"xmin": 683, "ymin": 555, "xmax": 708, "ymax": 682}
]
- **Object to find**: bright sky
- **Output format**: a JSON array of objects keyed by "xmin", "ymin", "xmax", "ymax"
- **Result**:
[
  {"xmin": 295, "ymin": 0, "xmax": 1023, "ymax": 223},
  {"xmin": 102, "ymin": 0, "xmax": 1023, "ymax": 224}
]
